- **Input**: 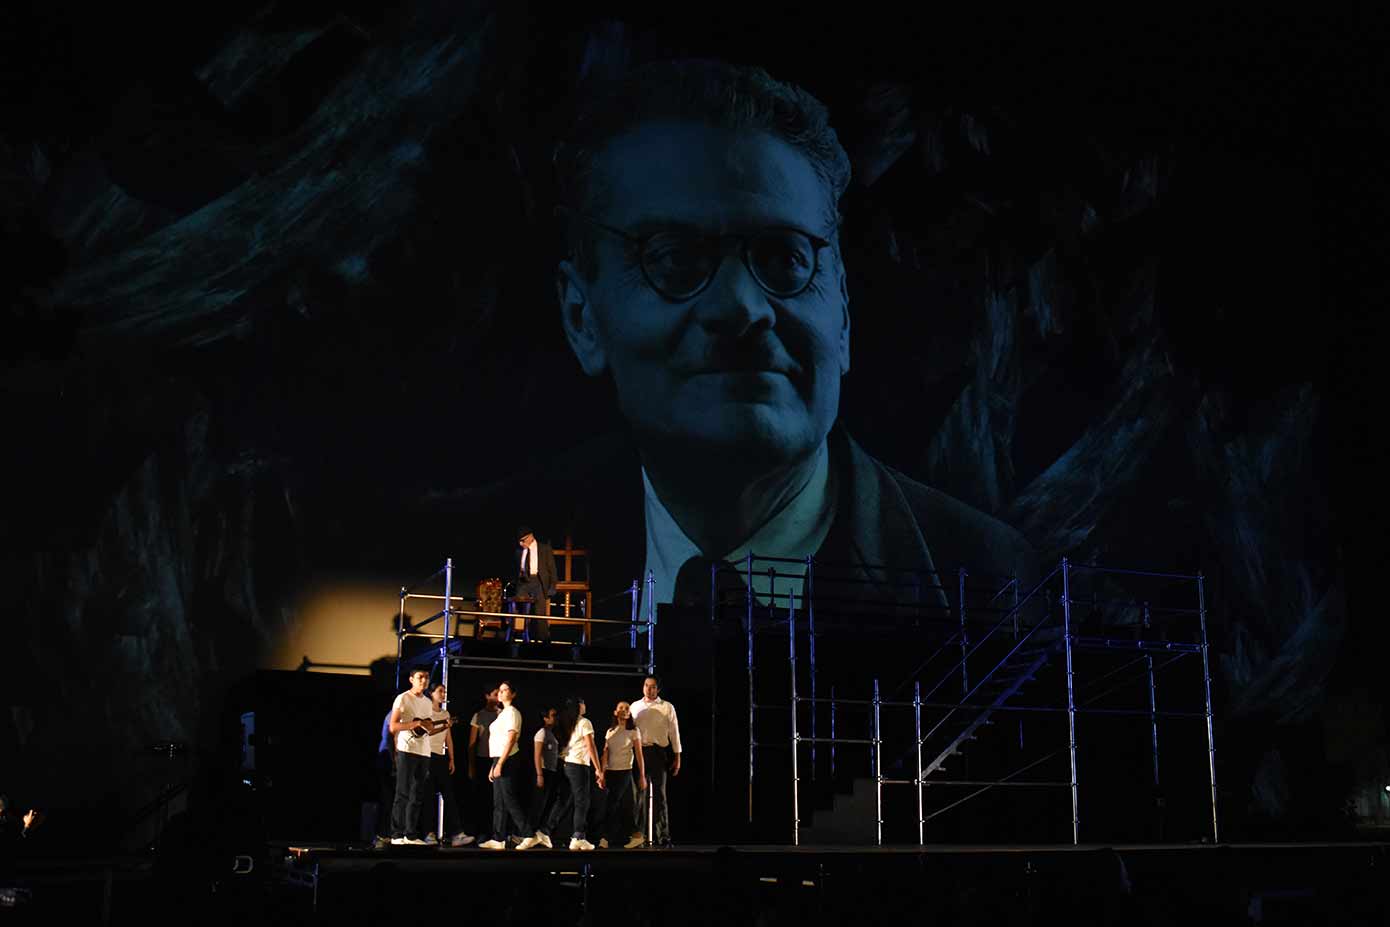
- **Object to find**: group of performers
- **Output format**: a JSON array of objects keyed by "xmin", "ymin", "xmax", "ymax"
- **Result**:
[{"xmin": 380, "ymin": 670, "xmax": 681, "ymax": 850}]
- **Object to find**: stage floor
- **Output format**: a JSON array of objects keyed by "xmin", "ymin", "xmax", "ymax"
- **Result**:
[
  {"xmin": 269, "ymin": 838, "xmax": 1390, "ymax": 923},
  {"xmin": 12, "ymin": 840, "xmax": 1389, "ymax": 925},
  {"xmin": 272, "ymin": 836, "xmax": 1390, "ymax": 876}
]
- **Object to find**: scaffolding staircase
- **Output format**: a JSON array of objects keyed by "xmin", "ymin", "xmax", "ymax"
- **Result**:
[{"xmin": 763, "ymin": 556, "xmax": 1219, "ymax": 847}]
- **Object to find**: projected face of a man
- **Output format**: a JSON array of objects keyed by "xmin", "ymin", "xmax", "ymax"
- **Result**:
[{"xmin": 560, "ymin": 121, "xmax": 850, "ymax": 469}]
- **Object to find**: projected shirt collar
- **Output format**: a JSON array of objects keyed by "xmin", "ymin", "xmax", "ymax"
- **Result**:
[{"xmin": 640, "ymin": 440, "xmax": 835, "ymax": 607}]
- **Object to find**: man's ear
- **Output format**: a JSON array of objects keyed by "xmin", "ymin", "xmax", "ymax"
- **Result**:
[
  {"xmin": 836, "ymin": 260, "xmax": 851, "ymax": 375},
  {"xmin": 556, "ymin": 260, "xmax": 608, "ymax": 377}
]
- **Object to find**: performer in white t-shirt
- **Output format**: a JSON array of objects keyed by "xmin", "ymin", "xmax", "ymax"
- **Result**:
[
  {"xmin": 539, "ymin": 696, "xmax": 605, "ymax": 850},
  {"xmin": 467, "ymin": 686, "xmax": 500, "ymax": 839},
  {"xmin": 600, "ymin": 701, "xmax": 647, "ymax": 849},
  {"xmin": 528, "ymin": 706, "xmax": 561, "ymax": 839},
  {"xmin": 387, "ymin": 668, "xmax": 440, "ymax": 845},
  {"xmin": 479, "ymin": 682, "xmax": 540, "ymax": 850},
  {"xmin": 417, "ymin": 683, "xmax": 474, "ymax": 847}
]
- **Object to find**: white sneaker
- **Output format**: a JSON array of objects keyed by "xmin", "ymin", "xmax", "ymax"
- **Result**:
[
  {"xmin": 479, "ymin": 839, "xmax": 507, "ymax": 850},
  {"xmin": 389, "ymin": 837, "xmax": 406, "ymax": 846},
  {"xmin": 401, "ymin": 836, "xmax": 428, "ymax": 846},
  {"xmin": 423, "ymin": 832, "xmax": 439, "ymax": 846},
  {"xmin": 624, "ymin": 834, "xmax": 646, "ymax": 849},
  {"xmin": 598, "ymin": 838, "xmax": 609, "ymax": 849},
  {"xmin": 514, "ymin": 836, "xmax": 540, "ymax": 850},
  {"xmin": 449, "ymin": 832, "xmax": 475, "ymax": 847},
  {"xmin": 568, "ymin": 837, "xmax": 595, "ymax": 851},
  {"xmin": 534, "ymin": 832, "xmax": 552, "ymax": 848}
]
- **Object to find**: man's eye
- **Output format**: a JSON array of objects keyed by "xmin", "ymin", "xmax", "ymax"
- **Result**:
[
  {"xmin": 755, "ymin": 236, "xmax": 813, "ymax": 269},
  {"xmin": 644, "ymin": 237, "xmax": 704, "ymax": 268}
]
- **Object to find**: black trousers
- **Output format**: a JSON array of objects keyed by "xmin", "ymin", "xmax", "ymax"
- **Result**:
[
  {"xmin": 529, "ymin": 766, "xmax": 560, "ymax": 834},
  {"xmin": 418, "ymin": 753, "xmax": 461, "ymax": 836},
  {"xmin": 390, "ymin": 752, "xmax": 429, "ymax": 839},
  {"xmin": 602, "ymin": 768, "xmax": 636, "ymax": 846},
  {"xmin": 515, "ymin": 576, "xmax": 550, "ymax": 639},
  {"xmin": 374, "ymin": 750, "xmax": 394, "ymax": 837},
  {"xmin": 468, "ymin": 755, "xmax": 493, "ymax": 835},
  {"xmin": 639, "ymin": 745, "xmax": 671, "ymax": 843},
  {"xmin": 490, "ymin": 758, "xmax": 529, "ymax": 842},
  {"xmin": 545, "ymin": 762, "xmax": 599, "ymax": 840}
]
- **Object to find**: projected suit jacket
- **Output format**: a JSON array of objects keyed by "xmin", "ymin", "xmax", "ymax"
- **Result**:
[{"xmin": 445, "ymin": 425, "xmax": 1039, "ymax": 622}]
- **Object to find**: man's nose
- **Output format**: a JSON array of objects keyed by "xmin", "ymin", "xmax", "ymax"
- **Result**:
[{"xmin": 694, "ymin": 252, "xmax": 776, "ymax": 337}]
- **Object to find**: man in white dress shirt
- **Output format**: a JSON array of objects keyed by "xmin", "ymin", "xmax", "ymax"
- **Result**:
[
  {"xmin": 630, "ymin": 675, "xmax": 681, "ymax": 846},
  {"xmin": 514, "ymin": 526, "xmax": 558, "ymax": 641}
]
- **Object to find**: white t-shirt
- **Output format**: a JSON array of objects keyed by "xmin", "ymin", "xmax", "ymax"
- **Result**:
[
  {"xmin": 392, "ymin": 691, "xmax": 433, "ymax": 757},
  {"xmin": 471, "ymin": 708, "xmax": 497, "ymax": 757},
  {"xmin": 563, "ymin": 717, "xmax": 595, "ymax": 765},
  {"xmin": 428, "ymin": 707, "xmax": 450, "ymax": 756},
  {"xmin": 604, "ymin": 726, "xmax": 639, "ymax": 771},
  {"xmin": 534, "ymin": 727, "xmax": 559, "ymax": 771},
  {"xmin": 488, "ymin": 705, "xmax": 522, "ymax": 759}
]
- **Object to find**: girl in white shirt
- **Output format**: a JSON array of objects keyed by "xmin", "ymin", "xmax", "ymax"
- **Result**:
[
  {"xmin": 601, "ymin": 701, "xmax": 647, "ymax": 849},
  {"xmin": 480, "ymin": 681, "xmax": 540, "ymax": 850},
  {"xmin": 538, "ymin": 696, "xmax": 605, "ymax": 850}
]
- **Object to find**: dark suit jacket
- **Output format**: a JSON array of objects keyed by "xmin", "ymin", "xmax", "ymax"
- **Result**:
[
  {"xmin": 440, "ymin": 425, "xmax": 1038, "ymax": 618},
  {"xmin": 517, "ymin": 540, "xmax": 558, "ymax": 597}
]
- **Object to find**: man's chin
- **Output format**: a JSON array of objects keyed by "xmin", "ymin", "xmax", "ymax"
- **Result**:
[{"xmin": 641, "ymin": 409, "xmax": 822, "ymax": 468}]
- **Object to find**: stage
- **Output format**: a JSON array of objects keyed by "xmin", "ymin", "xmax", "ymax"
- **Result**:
[
  {"xmin": 8, "ymin": 837, "xmax": 1388, "ymax": 924},
  {"xmin": 263, "ymin": 838, "xmax": 1390, "ymax": 925}
]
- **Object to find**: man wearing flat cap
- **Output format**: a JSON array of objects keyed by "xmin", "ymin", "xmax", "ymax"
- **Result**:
[{"xmin": 514, "ymin": 526, "xmax": 558, "ymax": 641}]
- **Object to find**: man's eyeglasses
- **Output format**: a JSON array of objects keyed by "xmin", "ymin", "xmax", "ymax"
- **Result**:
[{"xmin": 567, "ymin": 211, "xmax": 834, "ymax": 302}]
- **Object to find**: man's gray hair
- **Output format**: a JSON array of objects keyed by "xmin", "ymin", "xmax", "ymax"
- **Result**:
[{"xmin": 554, "ymin": 58, "xmax": 852, "ymax": 279}]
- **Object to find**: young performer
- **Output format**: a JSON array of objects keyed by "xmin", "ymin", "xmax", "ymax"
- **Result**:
[
  {"xmin": 467, "ymin": 686, "xmax": 500, "ymax": 838},
  {"xmin": 631, "ymin": 675, "xmax": 681, "ymax": 847},
  {"xmin": 480, "ymin": 682, "xmax": 540, "ymax": 850},
  {"xmin": 539, "ymin": 696, "xmax": 605, "ymax": 850},
  {"xmin": 372, "ymin": 707, "xmax": 395, "ymax": 848},
  {"xmin": 529, "ymin": 706, "xmax": 561, "ymax": 839},
  {"xmin": 387, "ymin": 668, "xmax": 439, "ymax": 845},
  {"xmin": 419, "ymin": 683, "xmax": 473, "ymax": 847},
  {"xmin": 601, "ymin": 701, "xmax": 647, "ymax": 849}
]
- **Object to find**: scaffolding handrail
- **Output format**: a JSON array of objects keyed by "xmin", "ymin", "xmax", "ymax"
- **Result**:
[
  {"xmin": 399, "ymin": 565, "xmax": 448, "ymax": 598},
  {"xmin": 396, "ymin": 559, "xmax": 656, "ymax": 690},
  {"xmin": 1070, "ymin": 564, "xmax": 1202, "ymax": 581},
  {"xmin": 736, "ymin": 612, "xmax": 1056, "ymax": 637},
  {"xmin": 889, "ymin": 575, "xmax": 1022, "ymax": 699},
  {"xmin": 780, "ymin": 558, "xmax": 1218, "ymax": 848},
  {"xmin": 712, "ymin": 552, "xmax": 1029, "ymax": 588},
  {"xmin": 919, "ymin": 561, "xmax": 1063, "ymax": 705},
  {"xmin": 447, "ymin": 608, "xmax": 639, "ymax": 626}
]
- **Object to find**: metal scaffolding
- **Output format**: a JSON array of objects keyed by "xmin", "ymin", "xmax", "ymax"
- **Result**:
[
  {"xmin": 722, "ymin": 554, "xmax": 1219, "ymax": 846},
  {"xmin": 394, "ymin": 558, "xmax": 659, "ymax": 693}
]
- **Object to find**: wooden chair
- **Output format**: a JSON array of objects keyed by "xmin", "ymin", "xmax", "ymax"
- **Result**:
[
  {"xmin": 470, "ymin": 578, "xmax": 521, "ymax": 640},
  {"xmin": 551, "ymin": 536, "xmax": 593, "ymax": 645}
]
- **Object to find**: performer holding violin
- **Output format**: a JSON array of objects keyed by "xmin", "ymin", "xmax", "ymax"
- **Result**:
[{"xmin": 387, "ymin": 668, "xmax": 449, "ymax": 845}]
